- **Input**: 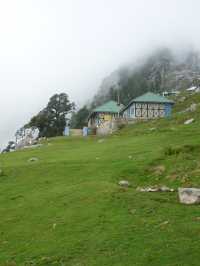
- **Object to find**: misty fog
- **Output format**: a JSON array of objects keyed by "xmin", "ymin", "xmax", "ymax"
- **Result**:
[{"xmin": 1, "ymin": 0, "xmax": 200, "ymax": 148}]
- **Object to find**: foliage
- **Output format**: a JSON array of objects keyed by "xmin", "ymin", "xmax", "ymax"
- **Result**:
[
  {"xmin": 70, "ymin": 105, "xmax": 90, "ymax": 129},
  {"xmin": 15, "ymin": 127, "xmax": 26, "ymax": 142},
  {"xmin": 164, "ymin": 144, "xmax": 200, "ymax": 156},
  {"xmin": 27, "ymin": 93, "xmax": 75, "ymax": 137}
]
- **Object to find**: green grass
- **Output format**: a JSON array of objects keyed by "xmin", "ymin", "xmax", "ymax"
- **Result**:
[{"xmin": 1, "ymin": 93, "xmax": 200, "ymax": 265}]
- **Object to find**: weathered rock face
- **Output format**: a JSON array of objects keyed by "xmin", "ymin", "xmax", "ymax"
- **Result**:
[
  {"xmin": 118, "ymin": 180, "xmax": 130, "ymax": 187},
  {"xmin": 178, "ymin": 188, "xmax": 200, "ymax": 204}
]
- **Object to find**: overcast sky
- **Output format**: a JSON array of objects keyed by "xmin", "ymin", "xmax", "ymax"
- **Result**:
[{"xmin": 0, "ymin": 0, "xmax": 200, "ymax": 148}]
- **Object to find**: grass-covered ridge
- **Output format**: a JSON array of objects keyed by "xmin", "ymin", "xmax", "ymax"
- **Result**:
[{"xmin": 1, "ymin": 92, "xmax": 200, "ymax": 265}]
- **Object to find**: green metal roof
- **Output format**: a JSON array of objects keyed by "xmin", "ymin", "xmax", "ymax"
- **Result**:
[
  {"xmin": 93, "ymin": 101, "xmax": 123, "ymax": 113},
  {"xmin": 122, "ymin": 92, "xmax": 174, "ymax": 112},
  {"xmin": 132, "ymin": 92, "xmax": 174, "ymax": 104}
]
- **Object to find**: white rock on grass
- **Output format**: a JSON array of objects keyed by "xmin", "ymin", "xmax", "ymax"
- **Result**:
[
  {"xmin": 178, "ymin": 188, "xmax": 200, "ymax": 205},
  {"xmin": 28, "ymin": 157, "xmax": 39, "ymax": 163},
  {"xmin": 149, "ymin": 128, "xmax": 156, "ymax": 131},
  {"xmin": 184, "ymin": 118, "xmax": 194, "ymax": 125},
  {"xmin": 160, "ymin": 186, "xmax": 175, "ymax": 192},
  {"xmin": 137, "ymin": 186, "xmax": 174, "ymax": 192},
  {"xmin": 189, "ymin": 103, "xmax": 198, "ymax": 112},
  {"xmin": 119, "ymin": 180, "xmax": 130, "ymax": 187}
]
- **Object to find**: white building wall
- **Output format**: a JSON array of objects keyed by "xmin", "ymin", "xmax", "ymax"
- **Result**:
[{"xmin": 123, "ymin": 103, "xmax": 135, "ymax": 119}]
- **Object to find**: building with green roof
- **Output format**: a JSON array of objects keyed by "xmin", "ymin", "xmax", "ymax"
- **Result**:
[
  {"xmin": 122, "ymin": 92, "xmax": 174, "ymax": 120},
  {"xmin": 88, "ymin": 101, "xmax": 123, "ymax": 128}
]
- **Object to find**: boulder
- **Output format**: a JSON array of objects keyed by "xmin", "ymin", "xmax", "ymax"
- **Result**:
[
  {"xmin": 184, "ymin": 118, "xmax": 194, "ymax": 125},
  {"xmin": 118, "ymin": 180, "xmax": 130, "ymax": 187},
  {"xmin": 178, "ymin": 188, "xmax": 200, "ymax": 204}
]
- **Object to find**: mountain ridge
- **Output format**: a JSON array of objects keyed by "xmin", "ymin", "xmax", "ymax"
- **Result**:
[{"xmin": 91, "ymin": 47, "xmax": 200, "ymax": 108}]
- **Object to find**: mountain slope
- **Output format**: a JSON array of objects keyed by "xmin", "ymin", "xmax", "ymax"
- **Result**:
[
  {"xmin": 91, "ymin": 48, "xmax": 200, "ymax": 107},
  {"xmin": 1, "ymin": 92, "xmax": 200, "ymax": 265}
]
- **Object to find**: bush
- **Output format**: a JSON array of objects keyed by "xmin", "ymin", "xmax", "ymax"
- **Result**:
[
  {"xmin": 118, "ymin": 123, "xmax": 126, "ymax": 130},
  {"xmin": 164, "ymin": 144, "xmax": 200, "ymax": 156}
]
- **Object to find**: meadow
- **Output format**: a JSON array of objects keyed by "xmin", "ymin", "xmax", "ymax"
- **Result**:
[{"xmin": 1, "ymin": 93, "xmax": 200, "ymax": 265}]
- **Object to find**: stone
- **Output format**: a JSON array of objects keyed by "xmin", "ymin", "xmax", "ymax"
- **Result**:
[
  {"xmin": 160, "ymin": 186, "xmax": 174, "ymax": 192},
  {"xmin": 137, "ymin": 186, "xmax": 174, "ymax": 192},
  {"xmin": 129, "ymin": 209, "xmax": 137, "ymax": 215},
  {"xmin": 189, "ymin": 103, "xmax": 197, "ymax": 112},
  {"xmin": 128, "ymin": 155, "xmax": 133, "ymax": 159},
  {"xmin": 118, "ymin": 180, "xmax": 130, "ymax": 187},
  {"xmin": 159, "ymin": 220, "xmax": 169, "ymax": 227},
  {"xmin": 149, "ymin": 127, "xmax": 156, "ymax": 131},
  {"xmin": 180, "ymin": 103, "xmax": 198, "ymax": 113},
  {"xmin": 53, "ymin": 223, "xmax": 57, "ymax": 230},
  {"xmin": 137, "ymin": 187, "xmax": 158, "ymax": 192},
  {"xmin": 178, "ymin": 188, "xmax": 200, "ymax": 204},
  {"xmin": 28, "ymin": 157, "xmax": 39, "ymax": 163},
  {"xmin": 184, "ymin": 118, "xmax": 194, "ymax": 125}
]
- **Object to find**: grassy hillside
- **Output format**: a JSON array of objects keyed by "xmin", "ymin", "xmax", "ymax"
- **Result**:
[{"xmin": 1, "ymin": 93, "xmax": 200, "ymax": 265}]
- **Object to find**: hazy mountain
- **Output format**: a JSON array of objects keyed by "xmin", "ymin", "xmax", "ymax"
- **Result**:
[{"xmin": 91, "ymin": 48, "xmax": 200, "ymax": 106}]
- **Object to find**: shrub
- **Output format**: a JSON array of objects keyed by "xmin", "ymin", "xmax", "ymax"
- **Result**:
[{"xmin": 164, "ymin": 144, "xmax": 200, "ymax": 156}]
